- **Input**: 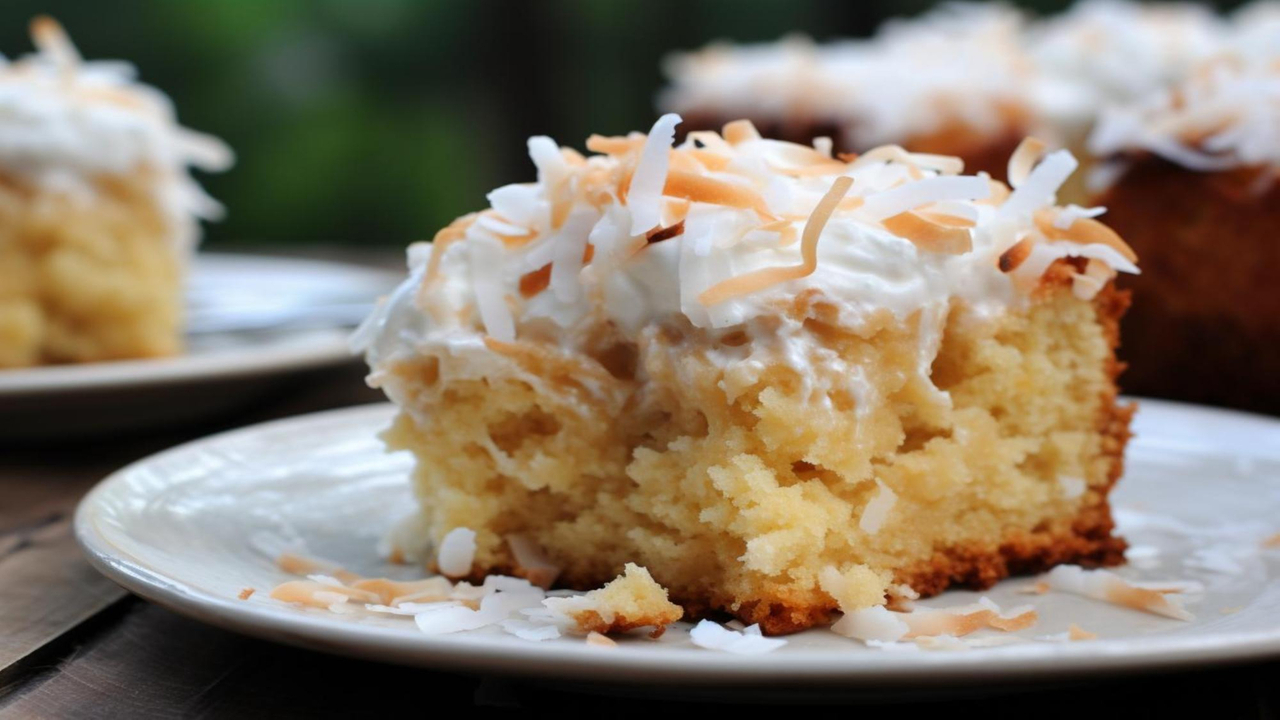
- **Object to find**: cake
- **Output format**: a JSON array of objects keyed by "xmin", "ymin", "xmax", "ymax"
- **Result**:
[
  {"xmin": 661, "ymin": 4, "xmax": 1038, "ymax": 179},
  {"xmin": 0, "ymin": 17, "xmax": 231, "ymax": 368},
  {"xmin": 661, "ymin": 1, "xmax": 1231, "ymax": 191},
  {"xmin": 1086, "ymin": 53, "xmax": 1280, "ymax": 412},
  {"xmin": 356, "ymin": 114, "xmax": 1139, "ymax": 634}
]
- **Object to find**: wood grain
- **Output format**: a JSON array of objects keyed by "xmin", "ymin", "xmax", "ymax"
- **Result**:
[{"xmin": 0, "ymin": 450, "xmax": 130, "ymax": 675}]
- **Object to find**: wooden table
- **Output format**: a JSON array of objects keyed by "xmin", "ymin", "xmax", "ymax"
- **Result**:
[{"xmin": 2, "ymin": 261, "xmax": 1279, "ymax": 715}]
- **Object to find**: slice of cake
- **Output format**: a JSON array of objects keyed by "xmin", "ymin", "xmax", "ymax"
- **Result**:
[
  {"xmin": 356, "ymin": 114, "xmax": 1138, "ymax": 634},
  {"xmin": 0, "ymin": 17, "xmax": 231, "ymax": 368},
  {"xmin": 1086, "ymin": 54, "xmax": 1279, "ymax": 412}
]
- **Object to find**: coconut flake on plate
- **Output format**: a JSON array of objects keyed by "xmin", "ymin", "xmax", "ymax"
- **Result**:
[
  {"xmin": 1041, "ymin": 565, "xmax": 1194, "ymax": 621},
  {"xmin": 833, "ymin": 597, "xmax": 1036, "ymax": 644},
  {"xmin": 505, "ymin": 534, "xmax": 562, "ymax": 589},
  {"xmin": 413, "ymin": 586, "xmax": 546, "ymax": 635},
  {"xmin": 500, "ymin": 619, "xmax": 562, "ymax": 642},
  {"xmin": 586, "ymin": 631, "xmax": 617, "ymax": 647},
  {"xmin": 688, "ymin": 620, "xmax": 787, "ymax": 654}
]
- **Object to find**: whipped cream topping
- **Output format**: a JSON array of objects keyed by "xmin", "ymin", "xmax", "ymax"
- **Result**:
[
  {"xmin": 661, "ymin": 4, "xmax": 1034, "ymax": 148},
  {"xmin": 356, "ymin": 115, "xmax": 1137, "ymax": 383},
  {"xmin": 661, "ymin": 1, "xmax": 1262, "ymax": 148},
  {"xmin": 1089, "ymin": 56, "xmax": 1280, "ymax": 175},
  {"xmin": 1029, "ymin": 0, "xmax": 1227, "ymax": 128},
  {"xmin": 0, "ymin": 17, "xmax": 232, "ymax": 252}
]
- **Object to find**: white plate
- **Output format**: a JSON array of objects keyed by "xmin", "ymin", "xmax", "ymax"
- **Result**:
[
  {"xmin": 75, "ymin": 399, "xmax": 1280, "ymax": 690},
  {"xmin": 0, "ymin": 254, "xmax": 399, "ymax": 438}
]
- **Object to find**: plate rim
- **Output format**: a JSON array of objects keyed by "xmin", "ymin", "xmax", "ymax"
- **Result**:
[
  {"xmin": 0, "ymin": 253, "xmax": 398, "ymax": 396},
  {"xmin": 74, "ymin": 399, "xmax": 1280, "ymax": 686}
]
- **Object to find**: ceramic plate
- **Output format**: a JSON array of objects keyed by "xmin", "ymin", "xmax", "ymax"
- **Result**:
[
  {"xmin": 75, "ymin": 400, "xmax": 1280, "ymax": 690},
  {"xmin": 0, "ymin": 254, "xmax": 398, "ymax": 438}
]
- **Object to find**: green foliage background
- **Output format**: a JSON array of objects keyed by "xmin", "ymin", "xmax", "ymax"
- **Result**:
[{"xmin": 0, "ymin": 1, "xmax": 1245, "ymax": 248}]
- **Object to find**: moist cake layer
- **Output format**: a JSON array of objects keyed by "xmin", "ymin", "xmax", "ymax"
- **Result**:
[{"xmin": 357, "ymin": 115, "xmax": 1139, "ymax": 634}]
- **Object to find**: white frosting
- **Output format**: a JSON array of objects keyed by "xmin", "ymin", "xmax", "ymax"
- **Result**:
[
  {"xmin": 660, "ymin": 1, "xmax": 1254, "ymax": 148},
  {"xmin": 1028, "ymin": 0, "xmax": 1227, "ymax": 130},
  {"xmin": 1089, "ymin": 56, "xmax": 1280, "ymax": 174},
  {"xmin": 0, "ymin": 18, "xmax": 232, "ymax": 253},
  {"xmin": 661, "ymin": 4, "xmax": 1034, "ymax": 149},
  {"xmin": 356, "ymin": 116, "xmax": 1136, "ymax": 398}
]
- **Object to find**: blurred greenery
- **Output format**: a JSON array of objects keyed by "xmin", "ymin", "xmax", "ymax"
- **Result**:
[{"xmin": 0, "ymin": 0, "xmax": 1248, "ymax": 248}]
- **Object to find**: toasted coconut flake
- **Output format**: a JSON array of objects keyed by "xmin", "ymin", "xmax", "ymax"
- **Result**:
[
  {"xmin": 698, "ymin": 175, "xmax": 852, "ymax": 306},
  {"xmin": 238, "ymin": 588, "xmax": 255, "ymax": 600},
  {"xmin": 683, "ymin": 148, "xmax": 732, "ymax": 171},
  {"xmin": 270, "ymin": 580, "xmax": 378, "ymax": 608},
  {"xmin": 586, "ymin": 631, "xmax": 617, "ymax": 647},
  {"xmin": 629, "ymin": 114, "xmax": 681, "ymax": 235},
  {"xmin": 437, "ymin": 527, "xmax": 478, "ymax": 578},
  {"xmin": 646, "ymin": 220, "xmax": 686, "ymax": 244},
  {"xmin": 999, "ymin": 149, "xmax": 1077, "ymax": 221},
  {"xmin": 859, "ymin": 480, "xmax": 897, "ymax": 534},
  {"xmin": 1072, "ymin": 258, "xmax": 1115, "ymax": 300},
  {"xmin": 275, "ymin": 552, "xmax": 360, "ymax": 584},
  {"xmin": 900, "ymin": 601, "xmax": 1037, "ymax": 639},
  {"xmin": 1263, "ymin": 533, "xmax": 1280, "ymax": 549},
  {"xmin": 860, "ymin": 176, "xmax": 991, "ymax": 222},
  {"xmin": 1068, "ymin": 624, "xmax": 1098, "ymax": 641},
  {"xmin": 722, "ymin": 119, "xmax": 761, "ymax": 145},
  {"xmin": 519, "ymin": 264, "xmax": 552, "ymax": 298},
  {"xmin": 1019, "ymin": 580, "xmax": 1051, "ymax": 595},
  {"xmin": 881, "ymin": 211, "xmax": 973, "ymax": 254},
  {"xmin": 1043, "ymin": 566, "xmax": 1194, "ymax": 621},
  {"xmin": 586, "ymin": 134, "xmax": 643, "ymax": 156},
  {"xmin": 662, "ymin": 170, "xmax": 773, "ymax": 217},
  {"xmin": 1007, "ymin": 137, "xmax": 1047, "ymax": 189},
  {"xmin": 998, "ymin": 237, "xmax": 1034, "ymax": 273},
  {"xmin": 421, "ymin": 213, "xmax": 477, "ymax": 285},
  {"xmin": 352, "ymin": 577, "xmax": 454, "ymax": 605},
  {"xmin": 1035, "ymin": 209, "xmax": 1138, "ymax": 263},
  {"xmin": 506, "ymin": 534, "xmax": 561, "ymax": 590},
  {"xmin": 30, "ymin": 16, "xmax": 80, "ymax": 71},
  {"xmin": 850, "ymin": 145, "xmax": 963, "ymax": 175}
]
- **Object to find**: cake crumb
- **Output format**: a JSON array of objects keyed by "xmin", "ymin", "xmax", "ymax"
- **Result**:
[
  {"xmin": 542, "ymin": 563, "xmax": 683, "ymax": 637},
  {"xmin": 586, "ymin": 631, "xmax": 616, "ymax": 647},
  {"xmin": 238, "ymin": 588, "xmax": 255, "ymax": 600}
]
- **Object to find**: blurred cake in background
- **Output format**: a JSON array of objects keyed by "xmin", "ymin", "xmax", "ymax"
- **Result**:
[
  {"xmin": 1087, "ymin": 53, "xmax": 1280, "ymax": 412},
  {"xmin": 0, "ymin": 17, "xmax": 231, "ymax": 368},
  {"xmin": 661, "ymin": 4, "xmax": 1037, "ymax": 179},
  {"xmin": 661, "ymin": 1, "xmax": 1230, "ymax": 189},
  {"xmin": 356, "ymin": 115, "xmax": 1139, "ymax": 633}
]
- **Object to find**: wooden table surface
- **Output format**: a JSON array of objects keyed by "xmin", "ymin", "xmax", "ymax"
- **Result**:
[{"xmin": 2, "ymin": 256, "xmax": 1279, "ymax": 717}]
